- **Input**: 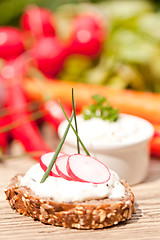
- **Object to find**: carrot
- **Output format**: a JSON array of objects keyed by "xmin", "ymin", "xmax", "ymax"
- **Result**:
[{"xmin": 24, "ymin": 77, "xmax": 160, "ymax": 124}]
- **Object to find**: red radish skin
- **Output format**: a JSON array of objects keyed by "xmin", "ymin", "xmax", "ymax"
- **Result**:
[
  {"xmin": 0, "ymin": 78, "xmax": 6, "ymax": 108},
  {"xmin": 0, "ymin": 56, "xmax": 52, "ymax": 161},
  {"xmin": 1, "ymin": 55, "xmax": 30, "ymax": 82},
  {"xmin": 153, "ymin": 132, "xmax": 160, "ymax": 138},
  {"xmin": 68, "ymin": 14, "xmax": 105, "ymax": 58},
  {"xmin": 67, "ymin": 154, "xmax": 111, "ymax": 184},
  {"xmin": 0, "ymin": 73, "xmax": 51, "ymax": 161},
  {"xmin": 31, "ymin": 37, "xmax": 67, "ymax": 77},
  {"xmin": 42, "ymin": 100, "xmax": 72, "ymax": 131},
  {"xmin": 0, "ymin": 115, "xmax": 10, "ymax": 153},
  {"xmin": 21, "ymin": 6, "xmax": 55, "ymax": 38},
  {"xmin": 150, "ymin": 136, "xmax": 160, "ymax": 157},
  {"xmin": 40, "ymin": 152, "xmax": 65, "ymax": 177},
  {"xmin": 40, "ymin": 157, "xmax": 59, "ymax": 177},
  {"xmin": 55, "ymin": 155, "xmax": 73, "ymax": 181},
  {"xmin": 6, "ymin": 83, "xmax": 51, "ymax": 158},
  {"xmin": 72, "ymin": 14, "xmax": 104, "ymax": 37},
  {"xmin": 0, "ymin": 78, "xmax": 7, "ymax": 152},
  {"xmin": 0, "ymin": 27, "xmax": 25, "ymax": 60},
  {"xmin": 69, "ymin": 30, "xmax": 102, "ymax": 58},
  {"xmin": 0, "ymin": 134, "xmax": 7, "ymax": 152}
]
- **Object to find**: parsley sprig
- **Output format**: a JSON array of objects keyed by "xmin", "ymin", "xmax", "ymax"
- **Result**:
[{"xmin": 83, "ymin": 94, "xmax": 119, "ymax": 122}]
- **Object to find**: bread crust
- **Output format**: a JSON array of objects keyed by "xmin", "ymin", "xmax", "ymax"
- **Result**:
[{"xmin": 4, "ymin": 174, "xmax": 135, "ymax": 229}]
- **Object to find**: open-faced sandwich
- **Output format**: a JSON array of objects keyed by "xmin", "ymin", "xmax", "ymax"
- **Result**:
[{"xmin": 4, "ymin": 91, "xmax": 135, "ymax": 229}]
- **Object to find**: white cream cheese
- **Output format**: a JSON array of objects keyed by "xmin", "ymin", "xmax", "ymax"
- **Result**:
[
  {"xmin": 58, "ymin": 114, "xmax": 153, "ymax": 147},
  {"xmin": 20, "ymin": 163, "xmax": 126, "ymax": 202}
]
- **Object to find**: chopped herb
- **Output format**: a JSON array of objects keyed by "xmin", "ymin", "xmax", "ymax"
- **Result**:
[
  {"xmin": 72, "ymin": 88, "xmax": 80, "ymax": 154},
  {"xmin": 83, "ymin": 94, "xmax": 119, "ymax": 122}
]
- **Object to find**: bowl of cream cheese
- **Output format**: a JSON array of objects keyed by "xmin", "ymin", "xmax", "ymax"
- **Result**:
[{"xmin": 58, "ymin": 113, "xmax": 154, "ymax": 185}]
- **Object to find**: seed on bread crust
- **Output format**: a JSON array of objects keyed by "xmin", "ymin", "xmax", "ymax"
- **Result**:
[{"xmin": 4, "ymin": 175, "xmax": 135, "ymax": 229}]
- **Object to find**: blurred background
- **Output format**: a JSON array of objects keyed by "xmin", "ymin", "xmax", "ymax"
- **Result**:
[
  {"xmin": 1, "ymin": 0, "xmax": 160, "ymax": 92},
  {"xmin": 1, "ymin": 0, "xmax": 160, "ymax": 159}
]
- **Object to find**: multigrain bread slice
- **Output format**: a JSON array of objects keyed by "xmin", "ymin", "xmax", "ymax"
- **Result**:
[{"xmin": 4, "ymin": 174, "xmax": 135, "ymax": 229}]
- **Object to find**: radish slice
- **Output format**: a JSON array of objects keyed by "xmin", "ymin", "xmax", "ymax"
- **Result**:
[
  {"xmin": 55, "ymin": 155, "xmax": 73, "ymax": 181},
  {"xmin": 40, "ymin": 152, "xmax": 65, "ymax": 177},
  {"xmin": 67, "ymin": 154, "xmax": 111, "ymax": 184}
]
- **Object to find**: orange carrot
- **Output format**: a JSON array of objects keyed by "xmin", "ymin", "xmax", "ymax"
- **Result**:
[{"xmin": 24, "ymin": 78, "xmax": 160, "ymax": 124}]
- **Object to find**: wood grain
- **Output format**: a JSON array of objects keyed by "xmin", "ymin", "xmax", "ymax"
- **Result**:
[{"xmin": 0, "ymin": 152, "xmax": 160, "ymax": 240}]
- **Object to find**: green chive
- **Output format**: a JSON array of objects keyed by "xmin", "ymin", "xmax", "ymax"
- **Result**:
[
  {"xmin": 40, "ymin": 111, "xmax": 74, "ymax": 183},
  {"xmin": 59, "ymin": 100, "xmax": 90, "ymax": 156},
  {"xmin": 72, "ymin": 88, "xmax": 80, "ymax": 154}
]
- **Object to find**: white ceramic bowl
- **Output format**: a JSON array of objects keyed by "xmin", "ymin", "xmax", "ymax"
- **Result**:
[{"xmin": 58, "ymin": 114, "xmax": 154, "ymax": 185}]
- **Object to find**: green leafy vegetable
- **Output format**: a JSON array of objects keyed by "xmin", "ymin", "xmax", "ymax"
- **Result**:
[{"xmin": 83, "ymin": 94, "xmax": 119, "ymax": 122}]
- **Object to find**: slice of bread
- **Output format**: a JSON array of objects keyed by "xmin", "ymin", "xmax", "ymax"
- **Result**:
[{"xmin": 4, "ymin": 174, "xmax": 135, "ymax": 229}]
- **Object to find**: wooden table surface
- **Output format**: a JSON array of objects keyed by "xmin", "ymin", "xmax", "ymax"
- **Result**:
[{"xmin": 0, "ymin": 144, "xmax": 160, "ymax": 240}]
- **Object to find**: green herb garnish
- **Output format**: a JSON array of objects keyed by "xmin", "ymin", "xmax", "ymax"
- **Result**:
[
  {"xmin": 83, "ymin": 94, "xmax": 119, "ymax": 122},
  {"xmin": 59, "ymin": 100, "xmax": 90, "ymax": 156},
  {"xmin": 40, "ymin": 90, "xmax": 90, "ymax": 183},
  {"xmin": 40, "ymin": 110, "xmax": 74, "ymax": 183},
  {"xmin": 72, "ymin": 88, "xmax": 80, "ymax": 154}
]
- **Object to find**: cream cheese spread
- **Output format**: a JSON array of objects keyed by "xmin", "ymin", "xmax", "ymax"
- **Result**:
[
  {"xmin": 58, "ymin": 113, "xmax": 153, "ymax": 147},
  {"xmin": 20, "ymin": 163, "xmax": 126, "ymax": 202}
]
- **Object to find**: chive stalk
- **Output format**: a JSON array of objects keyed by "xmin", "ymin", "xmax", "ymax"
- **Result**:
[
  {"xmin": 40, "ymin": 111, "xmax": 74, "ymax": 183},
  {"xmin": 72, "ymin": 88, "xmax": 80, "ymax": 154},
  {"xmin": 59, "ymin": 100, "xmax": 90, "ymax": 156}
]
